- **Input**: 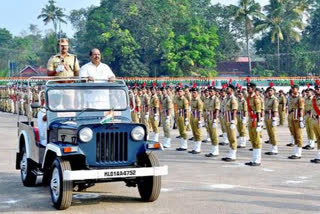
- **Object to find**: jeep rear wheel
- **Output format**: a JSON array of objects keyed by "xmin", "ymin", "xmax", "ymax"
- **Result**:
[
  {"xmin": 50, "ymin": 158, "xmax": 72, "ymax": 210},
  {"xmin": 137, "ymin": 153, "xmax": 161, "ymax": 202},
  {"xmin": 20, "ymin": 146, "xmax": 37, "ymax": 187}
]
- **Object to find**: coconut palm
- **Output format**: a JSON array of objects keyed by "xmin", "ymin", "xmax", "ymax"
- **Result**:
[
  {"xmin": 255, "ymin": 0, "xmax": 308, "ymax": 73},
  {"xmin": 37, "ymin": 0, "xmax": 67, "ymax": 38},
  {"xmin": 234, "ymin": 0, "xmax": 265, "ymax": 76}
]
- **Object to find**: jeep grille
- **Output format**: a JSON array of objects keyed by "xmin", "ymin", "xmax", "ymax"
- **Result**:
[{"xmin": 96, "ymin": 132, "xmax": 128, "ymax": 163}]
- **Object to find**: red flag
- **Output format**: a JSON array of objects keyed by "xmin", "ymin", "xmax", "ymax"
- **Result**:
[
  {"xmin": 307, "ymin": 83, "xmax": 310, "ymax": 88},
  {"xmin": 212, "ymin": 81, "xmax": 215, "ymax": 87},
  {"xmin": 152, "ymin": 82, "xmax": 157, "ymax": 87},
  {"xmin": 246, "ymin": 77, "xmax": 250, "ymax": 84},
  {"xmin": 162, "ymin": 82, "xmax": 166, "ymax": 87},
  {"xmin": 178, "ymin": 82, "xmax": 183, "ymax": 87},
  {"xmin": 134, "ymin": 83, "xmax": 137, "ymax": 87},
  {"xmin": 290, "ymin": 80, "xmax": 294, "ymax": 86},
  {"xmin": 269, "ymin": 82, "xmax": 274, "ymax": 87},
  {"xmin": 316, "ymin": 80, "xmax": 320, "ymax": 86},
  {"xmin": 192, "ymin": 83, "xmax": 197, "ymax": 88},
  {"xmin": 239, "ymin": 86, "xmax": 243, "ymax": 90},
  {"xmin": 142, "ymin": 82, "xmax": 146, "ymax": 87},
  {"xmin": 228, "ymin": 79, "xmax": 232, "ymax": 84},
  {"xmin": 236, "ymin": 83, "xmax": 239, "ymax": 88}
]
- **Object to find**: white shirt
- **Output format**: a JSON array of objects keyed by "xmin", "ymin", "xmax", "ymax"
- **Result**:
[{"xmin": 79, "ymin": 62, "xmax": 115, "ymax": 80}]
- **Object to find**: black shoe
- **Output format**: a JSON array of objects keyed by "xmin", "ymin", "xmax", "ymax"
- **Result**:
[
  {"xmin": 245, "ymin": 162, "xmax": 261, "ymax": 166},
  {"xmin": 237, "ymin": 145, "xmax": 246, "ymax": 149},
  {"xmin": 288, "ymin": 155, "xmax": 301, "ymax": 159},
  {"xmin": 249, "ymin": 148, "xmax": 253, "ymax": 151},
  {"xmin": 286, "ymin": 143, "xmax": 294, "ymax": 147},
  {"xmin": 264, "ymin": 140, "xmax": 270, "ymax": 144},
  {"xmin": 221, "ymin": 157, "xmax": 235, "ymax": 162},
  {"xmin": 192, "ymin": 151, "xmax": 201, "ymax": 154},
  {"xmin": 176, "ymin": 148, "xmax": 187, "ymax": 151},
  {"xmin": 219, "ymin": 134, "xmax": 223, "ymax": 137},
  {"xmin": 219, "ymin": 142, "xmax": 229, "ymax": 146},
  {"xmin": 303, "ymin": 145, "xmax": 314, "ymax": 150},
  {"xmin": 189, "ymin": 137, "xmax": 194, "ymax": 140},
  {"xmin": 163, "ymin": 146, "xmax": 171, "ymax": 149},
  {"xmin": 176, "ymin": 136, "xmax": 181, "ymax": 139},
  {"xmin": 205, "ymin": 153, "xmax": 218, "ymax": 157},
  {"xmin": 310, "ymin": 159, "xmax": 320, "ymax": 163},
  {"xmin": 265, "ymin": 152, "xmax": 278, "ymax": 155},
  {"xmin": 188, "ymin": 150, "xmax": 195, "ymax": 153}
]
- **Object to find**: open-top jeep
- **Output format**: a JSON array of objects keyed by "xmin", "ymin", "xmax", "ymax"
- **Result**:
[{"xmin": 15, "ymin": 77, "xmax": 168, "ymax": 210}]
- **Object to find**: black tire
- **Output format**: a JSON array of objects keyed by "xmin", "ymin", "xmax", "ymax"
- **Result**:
[
  {"xmin": 20, "ymin": 146, "xmax": 37, "ymax": 187},
  {"xmin": 50, "ymin": 158, "xmax": 73, "ymax": 210},
  {"xmin": 137, "ymin": 153, "xmax": 161, "ymax": 202}
]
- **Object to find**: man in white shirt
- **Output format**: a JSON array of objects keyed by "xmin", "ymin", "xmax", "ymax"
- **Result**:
[{"xmin": 79, "ymin": 48, "xmax": 115, "ymax": 81}]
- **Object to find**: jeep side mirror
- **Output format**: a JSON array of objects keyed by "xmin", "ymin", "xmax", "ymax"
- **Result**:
[{"xmin": 31, "ymin": 103, "xmax": 41, "ymax": 109}]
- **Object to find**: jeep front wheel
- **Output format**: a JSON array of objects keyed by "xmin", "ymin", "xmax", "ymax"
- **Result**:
[
  {"xmin": 137, "ymin": 153, "xmax": 161, "ymax": 202},
  {"xmin": 20, "ymin": 146, "xmax": 37, "ymax": 187},
  {"xmin": 50, "ymin": 158, "xmax": 73, "ymax": 210}
]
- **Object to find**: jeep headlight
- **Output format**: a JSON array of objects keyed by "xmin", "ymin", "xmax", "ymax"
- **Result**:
[
  {"xmin": 79, "ymin": 127, "xmax": 93, "ymax": 142},
  {"xmin": 131, "ymin": 126, "xmax": 145, "ymax": 141}
]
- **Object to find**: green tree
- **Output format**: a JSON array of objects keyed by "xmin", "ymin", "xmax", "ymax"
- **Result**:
[
  {"xmin": 255, "ymin": 0, "xmax": 309, "ymax": 74},
  {"xmin": 37, "ymin": 0, "xmax": 67, "ymax": 39},
  {"xmin": 234, "ymin": 0, "xmax": 265, "ymax": 76}
]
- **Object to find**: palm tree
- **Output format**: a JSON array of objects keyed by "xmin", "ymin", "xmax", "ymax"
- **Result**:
[
  {"xmin": 255, "ymin": 0, "xmax": 308, "ymax": 73},
  {"xmin": 37, "ymin": 0, "xmax": 67, "ymax": 38},
  {"xmin": 234, "ymin": 0, "xmax": 265, "ymax": 76}
]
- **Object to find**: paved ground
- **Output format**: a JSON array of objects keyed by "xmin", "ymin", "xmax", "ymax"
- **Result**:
[{"xmin": 0, "ymin": 111, "xmax": 319, "ymax": 214}]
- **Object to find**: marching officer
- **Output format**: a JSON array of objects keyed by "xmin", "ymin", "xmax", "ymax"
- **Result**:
[
  {"xmin": 221, "ymin": 84, "xmax": 238, "ymax": 162},
  {"xmin": 130, "ymin": 85, "xmax": 141, "ymax": 123},
  {"xmin": 310, "ymin": 81, "xmax": 320, "ymax": 163},
  {"xmin": 303, "ymin": 88, "xmax": 316, "ymax": 150},
  {"xmin": 246, "ymin": 82, "xmax": 262, "ymax": 166},
  {"xmin": 264, "ymin": 86, "xmax": 279, "ymax": 155},
  {"xmin": 176, "ymin": 86, "xmax": 189, "ymax": 151},
  {"xmin": 140, "ymin": 84, "xmax": 150, "ymax": 137},
  {"xmin": 160, "ymin": 85, "xmax": 173, "ymax": 148},
  {"xmin": 202, "ymin": 88, "xmax": 211, "ymax": 143},
  {"xmin": 236, "ymin": 90, "xmax": 248, "ymax": 148},
  {"xmin": 189, "ymin": 85, "xmax": 203, "ymax": 154},
  {"xmin": 205, "ymin": 86, "xmax": 221, "ymax": 157},
  {"xmin": 149, "ymin": 85, "xmax": 160, "ymax": 142},
  {"xmin": 278, "ymin": 90, "xmax": 287, "ymax": 126},
  {"xmin": 184, "ymin": 85, "xmax": 192, "ymax": 133},
  {"xmin": 288, "ymin": 84, "xmax": 305, "ymax": 159},
  {"xmin": 219, "ymin": 87, "xmax": 230, "ymax": 145}
]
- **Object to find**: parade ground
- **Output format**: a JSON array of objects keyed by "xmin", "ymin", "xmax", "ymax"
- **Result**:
[{"xmin": 0, "ymin": 111, "xmax": 319, "ymax": 214}]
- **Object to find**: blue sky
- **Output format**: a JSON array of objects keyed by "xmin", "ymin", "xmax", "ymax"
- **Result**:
[{"xmin": 0, "ymin": 0, "xmax": 268, "ymax": 37}]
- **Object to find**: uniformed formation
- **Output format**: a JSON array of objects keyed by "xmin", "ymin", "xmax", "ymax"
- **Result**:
[
  {"xmin": 2, "ymin": 78, "xmax": 320, "ymax": 166},
  {"xmin": 128, "ymin": 79, "xmax": 320, "ymax": 166},
  {"xmin": 0, "ymin": 85, "xmax": 43, "ymax": 120}
]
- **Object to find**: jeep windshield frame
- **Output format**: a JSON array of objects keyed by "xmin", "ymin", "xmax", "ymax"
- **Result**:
[{"xmin": 46, "ymin": 86, "xmax": 129, "ymax": 112}]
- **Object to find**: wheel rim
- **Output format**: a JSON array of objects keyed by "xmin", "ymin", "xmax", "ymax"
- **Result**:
[
  {"xmin": 50, "ymin": 168, "xmax": 60, "ymax": 202},
  {"xmin": 20, "ymin": 153, "xmax": 27, "ymax": 180}
]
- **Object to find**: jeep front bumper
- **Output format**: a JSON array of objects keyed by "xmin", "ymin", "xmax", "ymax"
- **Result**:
[{"xmin": 63, "ymin": 165, "xmax": 168, "ymax": 181}]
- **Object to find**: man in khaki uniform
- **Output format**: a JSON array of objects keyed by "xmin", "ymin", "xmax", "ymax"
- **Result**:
[
  {"xmin": 176, "ymin": 86, "xmax": 189, "ymax": 151},
  {"xmin": 188, "ymin": 86, "xmax": 203, "ymax": 154},
  {"xmin": 222, "ymin": 84, "xmax": 238, "ymax": 162},
  {"xmin": 184, "ymin": 86, "xmax": 192, "ymax": 133},
  {"xmin": 47, "ymin": 38, "xmax": 80, "ymax": 77},
  {"xmin": 219, "ymin": 88, "xmax": 230, "ymax": 145},
  {"xmin": 288, "ymin": 85, "xmax": 305, "ymax": 159},
  {"xmin": 286, "ymin": 89, "xmax": 296, "ymax": 147},
  {"xmin": 310, "ymin": 83, "xmax": 320, "ymax": 163},
  {"xmin": 278, "ymin": 90, "xmax": 287, "ymax": 126},
  {"xmin": 160, "ymin": 86, "xmax": 173, "ymax": 148},
  {"xmin": 202, "ymin": 88, "xmax": 211, "ymax": 143},
  {"xmin": 246, "ymin": 83, "xmax": 262, "ymax": 166},
  {"xmin": 303, "ymin": 88, "xmax": 316, "ymax": 150},
  {"xmin": 236, "ymin": 90, "xmax": 248, "ymax": 148},
  {"xmin": 130, "ymin": 86, "xmax": 141, "ymax": 123},
  {"xmin": 140, "ymin": 85, "xmax": 150, "ymax": 137},
  {"xmin": 264, "ymin": 87, "xmax": 279, "ymax": 155},
  {"xmin": 205, "ymin": 87, "xmax": 221, "ymax": 157},
  {"xmin": 149, "ymin": 86, "xmax": 160, "ymax": 142}
]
